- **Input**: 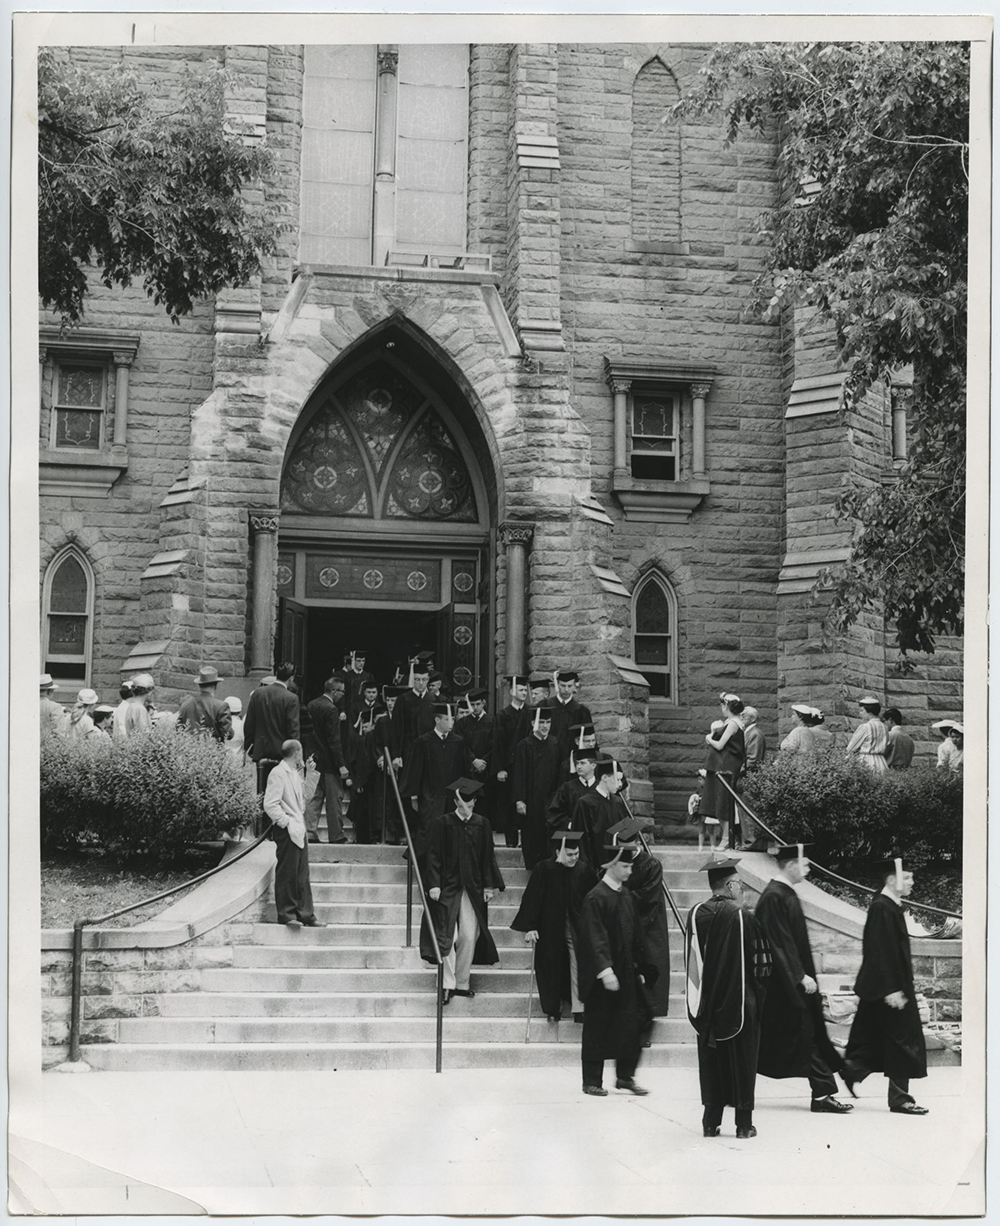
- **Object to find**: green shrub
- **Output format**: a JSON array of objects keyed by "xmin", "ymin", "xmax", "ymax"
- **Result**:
[
  {"xmin": 40, "ymin": 725, "xmax": 260, "ymax": 865},
  {"xmin": 740, "ymin": 755, "xmax": 963, "ymax": 878}
]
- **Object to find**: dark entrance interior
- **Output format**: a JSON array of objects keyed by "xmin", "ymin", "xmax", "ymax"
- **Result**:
[{"xmin": 299, "ymin": 607, "xmax": 440, "ymax": 703}]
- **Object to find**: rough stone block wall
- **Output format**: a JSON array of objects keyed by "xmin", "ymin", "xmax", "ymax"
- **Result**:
[
  {"xmin": 468, "ymin": 44, "xmax": 511, "ymax": 279},
  {"xmin": 41, "ymin": 893, "xmax": 269, "ymax": 1067},
  {"xmin": 261, "ymin": 44, "xmax": 305, "ymax": 317},
  {"xmin": 557, "ymin": 43, "xmax": 784, "ymax": 821}
]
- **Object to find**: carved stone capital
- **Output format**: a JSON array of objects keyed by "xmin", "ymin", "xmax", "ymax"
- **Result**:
[
  {"xmin": 377, "ymin": 47, "xmax": 399, "ymax": 74},
  {"xmin": 112, "ymin": 349, "xmax": 136, "ymax": 368},
  {"xmin": 892, "ymin": 386, "xmax": 914, "ymax": 405},
  {"xmin": 39, "ymin": 346, "xmax": 48, "ymax": 365},
  {"xmin": 690, "ymin": 383, "xmax": 712, "ymax": 401},
  {"xmin": 249, "ymin": 511, "xmax": 280, "ymax": 535},
  {"xmin": 499, "ymin": 521, "xmax": 535, "ymax": 548},
  {"xmin": 610, "ymin": 378, "xmax": 632, "ymax": 396}
]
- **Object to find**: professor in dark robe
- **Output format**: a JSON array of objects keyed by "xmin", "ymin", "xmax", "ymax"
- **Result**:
[
  {"xmin": 842, "ymin": 857, "xmax": 929, "ymax": 1113},
  {"xmin": 399, "ymin": 704, "xmax": 470, "ymax": 860},
  {"xmin": 686, "ymin": 856, "xmax": 771, "ymax": 1138},
  {"xmin": 511, "ymin": 823, "xmax": 597, "ymax": 1021},
  {"xmin": 755, "ymin": 844, "xmax": 852, "ymax": 1112}
]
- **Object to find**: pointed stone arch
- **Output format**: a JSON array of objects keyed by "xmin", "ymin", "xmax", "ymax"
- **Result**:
[{"xmin": 631, "ymin": 57, "xmax": 682, "ymax": 244}]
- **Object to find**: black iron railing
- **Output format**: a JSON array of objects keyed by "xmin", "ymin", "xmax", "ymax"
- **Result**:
[
  {"xmin": 62, "ymin": 823, "xmax": 274, "ymax": 1066},
  {"xmin": 715, "ymin": 773, "xmax": 962, "ymax": 922},
  {"xmin": 382, "ymin": 749, "xmax": 445, "ymax": 1072}
]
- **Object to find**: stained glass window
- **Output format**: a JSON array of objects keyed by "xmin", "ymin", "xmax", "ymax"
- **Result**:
[
  {"xmin": 44, "ymin": 551, "xmax": 92, "ymax": 683},
  {"xmin": 634, "ymin": 575, "xmax": 675, "ymax": 700},
  {"xmin": 339, "ymin": 362, "xmax": 420, "ymax": 478},
  {"xmin": 53, "ymin": 363, "xmax": 105, "ymax": 450},
  {"xmin": 281, "ymin": 411, "xmax": 371, "ymax": 516},
  {"xmin": 386, "ymin": 410, "xmax": 476, "ymax": 521}
]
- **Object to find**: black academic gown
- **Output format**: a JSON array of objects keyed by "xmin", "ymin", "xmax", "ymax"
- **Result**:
[
  {"xmin": 455, "ymin": 711, "xmax": 495, "ymax": 822},
  {"xmin": 492, "ymin": 703, "xmax": 529, "ymax": 840},
  {"xmin": 755, "ymin": 878, "xmax": 842, "ymax": 1079},
  {"xmin": 845, "ymin": 892, "xmax": 927, "ymax": 1081},
  {"xmin": 546, "ymin": 775, "xmax": 593, "ymax": 839},
  {"xmin": 549, "ymin": 697, "xmax": 594, "ymax": 760},
  {"xmin": 686, "ymin": 896, "xmax": 770, "ymax": 1110},
  {"xmin": 399, "ymin": 730, "xmax": 471, "ymax": 858},
  {"xmin": 343, "ymin": 669, "xmax": 377, "ymax": 723},
  {"xmin": 573, "ymin": 788, "xmax": 629, "ymax": 870},
  {"xmin": 578, "ymin": 880, "xmax": 652, "ymax": 1064},
  {"xmin": 390, "ymin": 688, "xmax": 436, "ymax": 764},
  {"xmin": 625, "ymin": 850, "xmax": 672, "ymax": 1017},
  {"xmin": 420, "ymin": 810, "xmax": 505, "ymax": 965},
  {"xmin": 511, "ymin": 733, "xmax": 564, "ymax": 869},
  {"xmin": 511, "ymin": 857, "xmax": 598, "ymax": 1017}
]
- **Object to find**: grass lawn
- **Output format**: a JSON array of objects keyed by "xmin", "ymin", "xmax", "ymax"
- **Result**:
[{"xmin": 41, "ymin": 847, "xmax": 221, "ymax": 928}]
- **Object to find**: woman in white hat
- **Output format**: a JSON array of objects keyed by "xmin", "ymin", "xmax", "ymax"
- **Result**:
[
  {"xmin": 780, "ymin": 703, "xmax": 815, "ymax": 755},
  {"xmin": 932, "ymin": 720, "xmax": 963, "ymax": 773},
  {"xmin": 67, "ymin": 688, "xmax": 100, "ymax": 740},
  {"xmin": 844, "ymin": 697, "xmax": 888, "ymax": 773}
]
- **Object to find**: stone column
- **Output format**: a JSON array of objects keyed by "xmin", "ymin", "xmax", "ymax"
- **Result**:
[
  {"xmin": 249, "ymin": 512, "xmax": 280, "ymax": 676},
  {"xmin": 373, "ymin": 46, "xmax": 399, "ymax": 267},
  {"xmin": 891, "ymin": 385, "xmax": 911, "ymax": 461},
  {"xmin": 691, "ymin": 382, "xmax": 710, "ymax": 480},
  {"xmin": 500, "ymin": 521, "xmax": 534, "ymax": 676},
  {"xmin": 611, "ymin": 378, "xmax": 631, "ymax": 479},
  {"xmin": 112, "ymin": 350, "xmax": 134, "ymax": 449}
]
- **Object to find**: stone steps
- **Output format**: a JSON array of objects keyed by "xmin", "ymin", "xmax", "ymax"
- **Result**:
[
  {"xmin": 79, "ymin": 1041, "xmax": 701, "ymax": 1072},
  {"xmin": 155, "ymin": 990, "xmax": 689, "ymax": 1018},
  {"xmin": 199, "ymin": 966, "xmax": 687, "ymax": 994},
  {"xmin": 112, "ymin": 1014, "xmax": 694, "ymax": 1044}
]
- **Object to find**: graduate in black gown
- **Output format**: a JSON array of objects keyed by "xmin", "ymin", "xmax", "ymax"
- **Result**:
[
  {"xmin": 686, "ymin": 855, "xmax": 771, "ymax": 1138},
  {"xmin": 577, "ymin": 826, "xmax": 654, "ymax": 1096},
  {"xmin": 492, "ymin": 674, "xmax": 530, "ymax": 848},
  {"xmin": 399, "ymin": 703, "xmax": 471, "ymax": 861},
  {"xmin": 842, "ymin": 856, "xmax": 929, "ymax": 1113},
  {"xmin": 548, "ymin": 671, "xmax": 594, "ymax": 761},
  {"xmin": 390, "ymin": 659, "xmax": 435, "ymax": 769},
  {"xmin": 511, "ymin": 819, "xmax": 597, "ymax": 1023},
  {"xmin": 755, "ymin": 843, "xmax": 852, "ymax": 1113},
  {"xmin": 573, "ymin": 757, "xmax": 629, "ymax": 869},
  {"xmin": 558, "ymin": 722, "xmax": 599, "ymax": 784},
  {"xmin": 422, "ymin": 778, "xmax": 505, "ymax": 1002},
  {"xmin": 547, "ymin": 743, "xmax": 598, "ymax": 838},
  {"xmin": 454, "ymin": 688, "xmax": 495, "ymax": 826},
  {"xmin": 348, "ymin": 703, "xmax": 386, "ymax": 844},
  {"xmin": 342, "ymin": 650, "xmax": 377, "ymax": 725},
  {"xmin": 623, "ymin": 833, "xmax": 672, "ymax": 1019},
  {"xmin": 511, "ymin": 706, "xmax": 563, "ymax": 870}
]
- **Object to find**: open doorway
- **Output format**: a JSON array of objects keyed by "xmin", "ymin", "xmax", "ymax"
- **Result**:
[{"xmin": 300, "ymin": 607, "xmax": 440, "ymax": 703}]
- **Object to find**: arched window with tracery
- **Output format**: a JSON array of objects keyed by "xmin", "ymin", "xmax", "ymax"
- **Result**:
[
  {"xmin": 633, "ymin": 571, "xmax": 677, "ymax": 701},
  {"xmin": 631, "ymin": 59, "xmax": 681, "ymax": 244},
  {"xmin": 42, "ymin": 547, "xmax": 94, "ymax": 687}
]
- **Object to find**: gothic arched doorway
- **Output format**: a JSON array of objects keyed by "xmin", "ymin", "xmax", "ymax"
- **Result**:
[{"xmin": 276, "ymin": 335, "xmax": 496, "ymax": 702}]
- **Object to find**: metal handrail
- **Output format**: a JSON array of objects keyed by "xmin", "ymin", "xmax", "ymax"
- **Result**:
[
  {"xmin": 383, "ymin": 748, "xmax": 445, "ymax": 1073},
  {"xmin": 63, "ymin": 821, "xmax": 274, "ymax": 1066},
  {"xmin": 714, "ymin": 773, "xmax": 962, "ymax": 921},
  {"xmin": 619, "ymin": 795, "xmax": 687, "ymax": 937}
]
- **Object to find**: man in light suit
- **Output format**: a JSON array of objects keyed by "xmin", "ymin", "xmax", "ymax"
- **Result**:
[{"xmin": 263, "ymin": 740, "xmax": 323, "ymax": 928}]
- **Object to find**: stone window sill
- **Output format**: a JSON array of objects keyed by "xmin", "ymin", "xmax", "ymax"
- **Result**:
[
  {"xmin": 612, "ymin": 474, "xmax": 710, "ymax": 523},
  {"xmin": 40, "ymin": 447, "xmax": 128, "ymax": 497}
]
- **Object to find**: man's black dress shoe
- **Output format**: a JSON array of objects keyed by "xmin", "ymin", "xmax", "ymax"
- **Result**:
[
  {"xmin": 703, "ymin": 1126, "xmax": 720, "ymax": 1137},
  {"xmin": 453, "ymin": 988, "xmax": 475, "ymax": 998},
  {"xmin": 441, "ymin": 989, "xmax": 453, "ymax": 1006},
  {"xmin": 582, "ymin": 1085, "xmax": 608, "ymax": 1097},
  {"xmin": 735, "ymin": 1126, "xmax": 757, "ymax": 1139},
  {"xmin": 890, "ymin": 1102, "xmax": 929, "ymax": 1115},
  {"xmin": 301, "ymin": 917, "xmax": 326, "ymax": 928},
  {"xmin": 811, "ymin": 1095, "xmax": 853, "ymax": 1113},
  {"xmin": 615, "ymin": 1078, "xmax": 649, "ymax": 1096}
]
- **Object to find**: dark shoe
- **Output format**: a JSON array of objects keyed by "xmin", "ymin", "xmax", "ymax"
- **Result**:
[
  {"xmin": 441, "ymin": 989, "xmax": 453, "ymax": 1006},
  {"xmin": 330, "ymin": 838, "xmax": 349, "ymax": 845},
  {"xmin": 301, "ymin": 917, "xmax": 326, "ymax": 928},
  {"xmin": 703, "ymin": 1126, "xmax": 721, "ymax": 1137},
  {"xmin": 453, "ymin": 988, "xmax": 475, "ymax": 998},
  {"xmin": 735, "ymin": 1126, "xmax": 757, "ymax": 1139},
  {"xmin": 890, "ymin": 1102, "xmax": 929, "ymax": 1115},
  {"xmin": 278, "ymin": 917, "xmax": 302, "ymax": 927},
  {"xmin": 573, "ymin": 1012, "xmax": 584, "ymax": 1023},
  {"xmin": 307, "ymin": 834, "xmax": 320, "ymax": 844},
  {"xmin": 811, "ymin": 1096, "xmax": 853, "ymax": 1114},
  {"xmin": 615, "ymin": 1078, "xmax": 649, "ymax": 1096},
  {"xmin": 582, "ymin": 1084, "xmax": 608, "ymax": 1097},
  {"xmin": 547, "ymin": 1014, "xmax": 561, "ymax": 1024}
]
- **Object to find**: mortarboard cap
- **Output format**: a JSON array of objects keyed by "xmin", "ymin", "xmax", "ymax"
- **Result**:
[
  {"xmin": 467, "ymin": 687, "xmax": 488, "ymax": 702},
  {"xmin": 552, "ymin": 826, "xmax": 585, "ymax": 844},
  {"xmin": 601, "ymin": 820, "xmax": 640, "ymax": 865},
  {"xmin": 699, "ymin": 854, "xmax": 742, "ymax": 884},
  {"xmin": 447, "ymin": 777, "xmax": 483, "ymax": 800},
  {"xmin": 505, "ymin": 673, "xmax": 529, "ymax": 688},
  {"xmin": 607, "ymin": 817, "xmax": 642, "ymax": 843},
  {"xmin": 772, "ymin": 841, "xmax": 812, "ymax": 863},
  {"xmin": 573, "ymin": 745, "xmax": 599, "ymax": 762},
  {"xmin": 411, "ymin": 658, "xmax": 431, "ymax": 675},
  {"xmin": 873, "ymin": 854, "xmax": 906, "ymax": 881},
  {"xmin": 594, "ymin": 756, "xmax": 622, "ymax": 780},
  {"xmin": 429, "ymin": 671, "xmax": 444, "ymax": 684},
  {"xmin": 555, "ymin": 670, "xmax": 580, "ymax": 683},
  {"xmin": 433, "ymin": 702, "xmax": 455, "ymax": 719},
  {"xmin": 528, "ymin": 675, "xmax": 552, "ymax": 690},
  {"xmin": 382, "ymin": 685, "xmax": 405, "ymax": 701},
  {"xmin": 533, "ymin": 705, "xmax": 553, "ymax": 722}
]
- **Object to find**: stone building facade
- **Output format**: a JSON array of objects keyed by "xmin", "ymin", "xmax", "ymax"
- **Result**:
[{"xmin": 38, "ymin": 41, "xmax": 963, "ymax": 822}]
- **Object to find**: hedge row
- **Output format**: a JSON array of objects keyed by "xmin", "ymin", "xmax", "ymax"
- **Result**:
[
  {"xmin": 41, "ymin": 726, "xmax": 260, "ymax": 865},
  {"xmin": 739, "ymin": 755, "xmax": 963, "ymax": 878}
]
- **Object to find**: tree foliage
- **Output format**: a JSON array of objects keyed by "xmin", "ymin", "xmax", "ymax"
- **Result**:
[
  {"xmin": 675, "ymin": 42, "xmax": 969, "ymax": 657},
  {"xmin": 38, "ymin": 49, "xmax": 283, "ymax": 323}
]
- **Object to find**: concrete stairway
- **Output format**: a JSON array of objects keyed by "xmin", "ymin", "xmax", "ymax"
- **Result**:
[{"xmin": 80, "ymin": 844, "xmax": 705, "ymax": 1071}]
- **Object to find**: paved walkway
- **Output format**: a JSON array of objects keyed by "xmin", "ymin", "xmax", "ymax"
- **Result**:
[{"xmin": 11, "ymin": 1065, "xmax": 980, "ymax": 1216}]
